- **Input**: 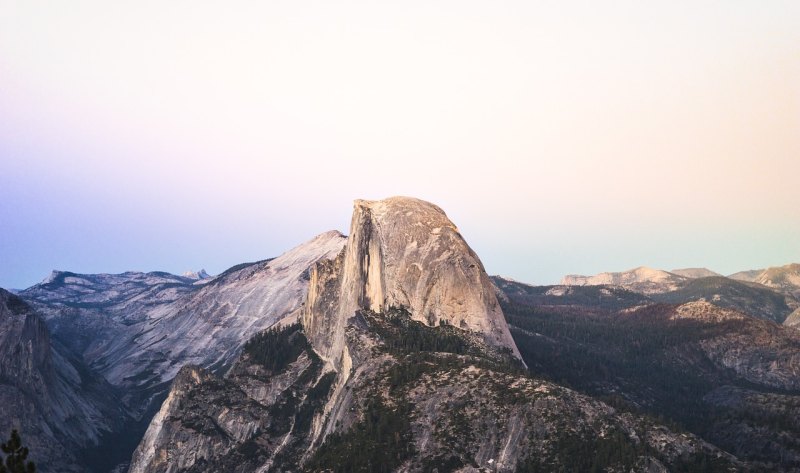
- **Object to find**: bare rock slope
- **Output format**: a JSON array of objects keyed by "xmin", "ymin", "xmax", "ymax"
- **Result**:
[
  {"xmin": 130, "ymin": 198, "xmax": 738, "ymax": 473},
  {"xmin": 20, "ymin": 231, "xmax": 346, "ymax": 418}
]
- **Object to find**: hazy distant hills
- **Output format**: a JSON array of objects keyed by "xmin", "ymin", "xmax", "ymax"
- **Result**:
[
  {"xmin": 495, "ymin": 277, "xmax": 800, "ymax": 469},
  {"xmin": 750, "ymin": 263, "xmax": 800, "ymax": 298},
  {"xmin": 727, "ymin": 264, "xmax": 800, "ymax": 296},
  {"xmin": 559, "ymin": 264, "xmax": 800, "ymax": 324},
  {"xmin": 670, "ymin": 267, "xmax": 722, "ymax": 279},
  {"xmin": 560, "ymin": 266, "xmax": 686, "ymax": 294},
  {"xmin": 650, "ymin": 276, "xmax": 798, "ymax": 324}
]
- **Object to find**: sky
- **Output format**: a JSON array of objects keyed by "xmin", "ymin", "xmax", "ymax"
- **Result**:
[{"xmin": 1, "ymin": 0, "xmax": 799, "ymax": 290}]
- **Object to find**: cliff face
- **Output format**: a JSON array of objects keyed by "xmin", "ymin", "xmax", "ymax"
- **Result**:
[
  {"xmin": 17, "ymin": 232, "xmax": 345, "ymax": 472},
  {"xmin": 303, "ymin": 197, "xmax": 520, "ymax": 369},
  {"xmin": 0, "ymin": 289, "xmax": 129, "ymax": 472}
]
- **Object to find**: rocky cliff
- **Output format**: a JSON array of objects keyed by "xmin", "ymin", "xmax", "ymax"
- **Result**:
[
  {"xmin": 302, "ymin": 197, "xmax": 520, "ymax": 369},
  {"xmin": 129, "ymin": 198, "xmax": 738, "ymax": 473},
  {"xmin": 0, "ymin": 288, "xmax": 129, "ymax": 472}
]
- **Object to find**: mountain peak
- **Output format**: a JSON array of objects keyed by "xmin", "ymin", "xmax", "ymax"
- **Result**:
[
  {"xmin": 181, "ymin": 269, "xmax": 211, "ymax": 280},
  {"xmin": 671, "ymin": 267, "xmax": 722, "ymax": 278},
  {"xmin": 561, "ymin": 266, "xmax": 686, "ymax": 294},
  {"xmin": 41, "ymin": 270, "xmax": 66, "ymax": 284},
  {"xmin": 303, "ymin": 196, "xmax": 521, "ymax": 367},
  {"xmin": 785, "ymin": 308, "xmax": 800, "ymax": 328}
]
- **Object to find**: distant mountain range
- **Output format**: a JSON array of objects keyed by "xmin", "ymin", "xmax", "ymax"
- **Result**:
[
  {"xmin": 1, "ymin": 197, "xmax": 798, "ymax": 472},
  {"xmin": 559, "ymin": 264, "xmax": 800, "ymax": 324}
]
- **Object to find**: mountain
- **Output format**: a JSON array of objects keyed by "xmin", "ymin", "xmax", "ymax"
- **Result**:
[
  {"xmin": 498, "ymin": 280, "xmax": 800, "ymax": 471},
  {"xmin": 129, "ymin": 198, "xmax": 738, "ymax": 473},
  {"xmin": 181, "ymin": 269, "xmax": 211, "ymax": 281},
  {"xmin": 492, "ymin": 276, "xmax": 651, "ymax": 312},
  {"xmin": 671, "ymin": 268, "xmax": 722, "ymax": 279},
  {"xmin": 558, "ymin": 266, "xmax": 798, "ymax": 323},
  {"xmin": 99, "ymin": 230, "xmax": 346, "ymax": 399},
  {"xmin": 728, "ymin": 263, "xmax": 800, "ymax": 298},
  {"xmin": 561, "ymin": 266, "xmax": 688, "ymax": 294},
  {"xmin": 21, "ymin": 232, "xmax": 345, "ymax": 412},
  {"xmin": 650, "ymin": 276, "xmax": 798, "ymax": 323},
  {"xmin": 302, "ymin": 197, "xmax": 520, "ymax": 365},
  {"xmin": 17, "ymin": 231, "xmax": 346, "ymax": 471},
  {"xmin": 20, "ymin": 271, "xmax": 199, "ymax": 385},
  {"xmin": 752, "ymin": 263, "xmax": 800, "ymax": 298},
  {"xmin": 0, "ymin": 288, "xmax": 130, "ymax": 472},
  {"xmin": 728, "ymin": 269, "xmax": 762, "ymax": 282}
]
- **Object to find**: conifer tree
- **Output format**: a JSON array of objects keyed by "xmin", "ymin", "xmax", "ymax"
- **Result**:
[{"xmin": 0, "ymin": 430, "xmax": 36, "ymax": 473}]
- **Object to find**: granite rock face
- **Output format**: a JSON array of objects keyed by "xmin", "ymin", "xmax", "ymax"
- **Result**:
[
  {"xmin": 303, "ymin": 197, "xmax": 521, "ymax": 369},
  {"xmin": 16, "ymin": 232, "xmax": 345, "ymax": 472},
  {"xmin": 0, "ymin": 289, "xmax": 128, "ymax": 472},
  {"xmin": 785, "ymin": 308, "xmax": 800, "ymax": 328},
  {"xmin": 20, "ymin": 231, "xmax": 346, "ymax": 418}
]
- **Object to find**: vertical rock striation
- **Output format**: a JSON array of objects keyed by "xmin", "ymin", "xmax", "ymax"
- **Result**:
[{"xmin": 303, "ymin": 197, "xmax": 521, "ymax": 369}]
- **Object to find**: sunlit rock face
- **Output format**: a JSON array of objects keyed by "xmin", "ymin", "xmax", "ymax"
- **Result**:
[
  {"xmin": 303, "ymin": 196, "xmax": 521, "ymax": 368},
  {"xmin": 786, "ymin": 308, "xmax": 800, "ymax": 329}
]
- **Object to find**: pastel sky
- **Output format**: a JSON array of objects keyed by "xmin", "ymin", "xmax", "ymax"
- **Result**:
[{"xmin": 1, "ymin": 0, "xmax": 799, "ymax": 289}]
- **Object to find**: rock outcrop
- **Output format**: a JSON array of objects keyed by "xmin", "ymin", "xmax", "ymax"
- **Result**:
[
  {"xmin": 785, "ymin": 308, "xmax": 800, "ymax": 329},
  {"xmin": 303, "ymin": 197, "xmax": 520, "ymax": 369}
]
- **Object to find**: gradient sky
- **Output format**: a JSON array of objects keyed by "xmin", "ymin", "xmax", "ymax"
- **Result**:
[{"xmin": 1, "ymin": 0, "xmax": 799, "ymax": 290}]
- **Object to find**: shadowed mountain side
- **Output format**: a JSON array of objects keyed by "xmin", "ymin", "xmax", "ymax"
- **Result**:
[
  {"xmin": 0, "ymin": 289, "xmax": 131, "ymax": 472},
  {"xmin": 497, "ymin": 280, "xmax": 800, "ymax": 470}
]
